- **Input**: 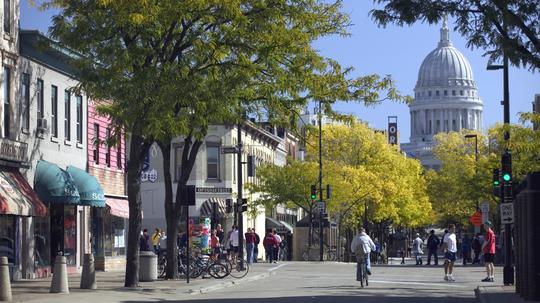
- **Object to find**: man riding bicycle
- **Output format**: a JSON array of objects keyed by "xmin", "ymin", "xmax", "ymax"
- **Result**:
[{"xmin": 351, "ymin": 228, "xmax": 376, "ymax": 281}]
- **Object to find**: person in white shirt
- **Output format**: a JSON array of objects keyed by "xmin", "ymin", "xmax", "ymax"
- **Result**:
[
  {"xmin": 228, "ymin": 225, "xmax": 239, "ymax": 264},
  {"xmin": 351, "ymin": 228, "xmax": 376, "ymax": 281},
  {"xmin": 443, "ymin": 224, "xmax": 458, "ymax": 281},
  {"xmin": 412, "ymin": 233, "xmax": 424, "ymax": 265}
]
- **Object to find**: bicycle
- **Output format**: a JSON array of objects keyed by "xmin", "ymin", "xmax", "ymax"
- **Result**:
[
  {"xmin": 191, "ymin": 254, "xmax": 229, "ymax": 279},
  {"xmin": 356, "ymin": 255, "xmax": 369, "ymax": 287},
  {"xmin": 220, "ymin": 256, "xmax": 249, "ymax": 278}
]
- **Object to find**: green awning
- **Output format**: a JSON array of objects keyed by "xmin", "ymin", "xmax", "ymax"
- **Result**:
[
  {"xmin": 66, "ymin": 166, "xmax": 105, "ymax": 207},
  {"xmin": 34, "ymin": 160, "xmax": 80, "ymax": 205}
]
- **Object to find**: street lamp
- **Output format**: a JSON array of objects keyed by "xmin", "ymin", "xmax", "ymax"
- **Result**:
[
  {"xmin": 465, "ymin": 134, "xmax": 479, "ymax": 210},
  {"xmin": 487, "ymin": 50, "xmax": 514, "ymax": 285}
]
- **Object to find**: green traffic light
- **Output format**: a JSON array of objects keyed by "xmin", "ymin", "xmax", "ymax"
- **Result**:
[
  {"xmin": 502, "ymin": 173, "xmax": 511, "ymax": 182},
  {"xmin": 310, "ymin": 194, "xmax": 316, "ymax": 200},
  {"xmin": 493, "ymin": 180, "xmax": 500, "ymax": 186}
]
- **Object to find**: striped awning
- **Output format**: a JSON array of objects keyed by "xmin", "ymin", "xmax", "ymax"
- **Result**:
[{"xmin": 200, "ymin": 197, "xmax": 227, "ymax": 217}]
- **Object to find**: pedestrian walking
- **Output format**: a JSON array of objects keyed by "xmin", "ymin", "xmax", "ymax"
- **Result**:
[
  {"xmin": 263, "ymin": 228, "xmax": 278, "ymax": 263},
  {"xmin": 151, "ymin": 228, "xmax": 162, "ymax": 254},
  {"xmin": 228, "ymin": 225, "xmax": 239, "ymax": 264},
  {"xmin": 472, "ymin": 233, "xmax": 482, "ymax": 264},
  {"xmin": 253, "ymin": 228, "xmax": 260, "ymax": 263},
  {"xmin": 210, "ymin": 229, "xmax": 221, "ymax": 261},
  {"xmin": 481, "ymin": 221, "xmax": 496, "ymax": 282},
  {"xmin": 273, "ymin": 230, "xmax": 282, "ymax": 263},
  {"xmin": 461, "ymin": 234, "xmax": 472, "ymax": 265},
  {"xmin": 426, "ymin": 230, "xmax": 440, "ymax": 265},
  {"xmin": 216, "ymin": 224, "xmax": 225, "ymax": 245},
  {"xmin": 139, "ymin": 229, "xmax": 151, "ymax": 251},
  {"xmin": 245, "ymin": 228, "xmax": 256, "ymax": 264},
  {"xmin": 443, "ymin": 224, "xmax": 457, "ymax": 281},
  {"xmin": 412, "ymin": 233, "xmax": 424, "ymax": 265}
]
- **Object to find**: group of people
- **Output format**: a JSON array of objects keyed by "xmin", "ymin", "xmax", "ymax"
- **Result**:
[
  {"xmin": 209, "ymin": 224, "xmax": 265, "ymax": 264},
  {"xmin": 262, "ymin": 228, "xmax": 288, "ymax": 263}
]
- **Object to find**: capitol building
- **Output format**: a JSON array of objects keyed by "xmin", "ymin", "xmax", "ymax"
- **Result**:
[{"xmin": 401, "ymin": 19, "xmax": 484, "ymax": 170}]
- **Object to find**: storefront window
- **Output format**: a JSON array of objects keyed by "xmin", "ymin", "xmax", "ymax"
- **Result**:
[
  {"xmin": 63, "ymin": 206, "xmax": 77, "ymax": 266},
  {"xmin": 111, "ymin": 216, "xmax": 126, "ymax": 256},
  {"xmin": 0, "ymin": 215, "xmax": 15, "ymax": 264},
  {"xmin": 34, "ymin": 216, "xmax": 50, "ymax": 266}
]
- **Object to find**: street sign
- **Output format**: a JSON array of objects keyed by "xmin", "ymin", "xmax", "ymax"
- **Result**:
[
  {"xmin": 220, "ymin": 146, "xmax": 238, "ymax": 154},
  {"xmin": 480, "ymin": 201, "xmax": 490, "ymax": 223},
  {"xmin": 469, "ymin": 211, "xmax": 483, "ymax": 227},
  {"xmin": 317, "ymin": 201, "xmax": 325, "ymax": 212},
  {"xmin": 500, "ymin": 203, "xmax": 514, "ymax": 224}
]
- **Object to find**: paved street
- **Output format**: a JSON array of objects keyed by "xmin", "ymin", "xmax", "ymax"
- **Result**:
[
  {"xmin": 14, "ymin": 261, "xmax": 501, "ymax": 303},
  {"xmin": 186, "ymin": 262, "xmax": 491, "ymax": 303}
]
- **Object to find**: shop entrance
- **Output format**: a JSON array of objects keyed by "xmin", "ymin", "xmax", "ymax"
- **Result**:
[{"xmin": 50, "ymin": 204, "xmax": 78, "ymax": 268}]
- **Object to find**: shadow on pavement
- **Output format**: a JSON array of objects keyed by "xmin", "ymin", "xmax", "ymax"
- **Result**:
[{"xmin": 121, "ymin": 296, "xmax": 478, "ymax": 303}]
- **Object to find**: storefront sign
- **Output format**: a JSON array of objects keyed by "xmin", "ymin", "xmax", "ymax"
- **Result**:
[
  {"xmin": 141, "ymin": 169, "xmax": 158, "ymax": 183},
  {"xmin": 195, "ymin": 187, "xmax": 232, "ymax": 194},
  {"xmin": 388, "ymin": 121, "xmax": 398, "ymax": 145},
  {"xmin": 0, "ymin": 138, "xmax": 28, "ymax": 163}
]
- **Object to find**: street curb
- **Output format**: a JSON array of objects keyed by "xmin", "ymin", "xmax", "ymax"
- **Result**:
[
  {"xmin": 475, "ymin": 286, "xmax": 487, "ymax": 303},
  {"xmin": 185, "ymin": 270, "xmax": 276, "ymax": 295}
]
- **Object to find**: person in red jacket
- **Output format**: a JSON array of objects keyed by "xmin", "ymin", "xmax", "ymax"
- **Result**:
[
  {"xmin": 263, "ymin": 228, "xmax": 278, "ymax": 263},
  {"xmin": 210, "ymin": 229, "xmax": 221, "ymax": 261},
  {"xmin": 481, "ymin": 221, "xmax": 496, "ymax": 282}
]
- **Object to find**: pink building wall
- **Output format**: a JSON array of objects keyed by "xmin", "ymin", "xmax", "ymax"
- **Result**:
[{"xmin": 87, "ymin": 100, "xmax": 126, "ymax": 196}]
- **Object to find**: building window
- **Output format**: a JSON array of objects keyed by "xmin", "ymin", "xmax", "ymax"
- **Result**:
[
  {"xmin": 435, "ymin": 90, "xmax": 439, "ymax": 96},
  {"xmin": 21, "ymin": 73, "xmax": 30, "ymax": 131},
  {"xmin": 206, "ymin": 145, "xmax": 220, "ymax": 180},
  {"xmin": 51, "ymin": 85, "xmax": 58, "ymax": 138},
  {"xmin": 444, "ymin": 90, "xmax": 448, "ymax": 96},
  {"xmin": 37, "ymin": 79, "xmax": 44, "ymax": 120},
  {"xmin": 105, "ymin": 128, "xmax": 111, "ymax": 167},
  {"xmin": 460, "ymin": 90, "xmax": 464, "ymax": 96},
  {"xmin": 93, "ymin": 123, "xmax": 99, "ymax": 164},
  {"xmin": 174, "ymin": 146, "xmax": 183, "ymax": 182},
  {"xmin": 76, "ymin": 95, "xmax": 82, "ymax": 143},
  {"xmin": 0, "ymin": 216, "xmax": 15, "ymax": 264},
  {"xmin": 452, "ymin": 119, "xmax": 457, "ymax": 131},
  {"xmin": 116, "ymin": 137, "xmax": 122, "ymax": 169},
  {"xmin": 436, "ymin": 120, "xmax": 440, "ymax": 133},
  {"xmin": 428, "ymin": 120, "xmax": 432, "ymax": 134},
  {"xmin": 452, "ymin": 90, "xmax": 456, "ymax": 96},
  {"xmin": 64, "ymin": 91, "xmax": 71, "ymax": 140},
  {"xmin": 3, "ymin": 0, "xmax": 10, "ymax": 33},
  {"xmin": 3, "ymin": 66, "xmax": 10, "ymax": 138},
  {"xmin": 428, "ymin": 91, "xmax": 432, "ymax": 97}
]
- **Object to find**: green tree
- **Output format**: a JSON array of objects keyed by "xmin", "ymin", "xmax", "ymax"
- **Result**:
[
  {"xmin": 45, "ymin": 0, "xmax": 407, "ymax": 284},
  {"xmin": 370, "ymin": 0, "xmax": 540, "ymax": 70}
]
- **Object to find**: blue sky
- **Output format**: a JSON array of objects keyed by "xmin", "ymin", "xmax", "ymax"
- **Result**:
[{"xmin": 21, "ymin": 1, "xmax": 539, "ymax": 143}]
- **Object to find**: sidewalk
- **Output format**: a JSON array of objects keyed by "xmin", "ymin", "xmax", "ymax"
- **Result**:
[
  {"xmin": 10, "ymin": 262, "xmax": 283, "ymax": 303},
  {"xmin": 475, "ymin": 285, "xmax": 540, "ymax": 303}
]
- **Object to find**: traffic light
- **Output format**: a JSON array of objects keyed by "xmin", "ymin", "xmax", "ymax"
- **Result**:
[
  {"xmin": 310, "ymin": 185, "xmax": 317, "ymax": 200},
  {"xmin": 501, "ymin": 152, "xmax": 512, "ymax": 182},
  {"xmin": 492, "ymin": 168, "xmax": 500, "ymax": 187},
  {"xmin": 326, "ymin": 184, "xmax": 332, "ymax": 199},
  {"xmin": 238, "ymin": 198, "xmax": 248, "ymax": 212},
  {"xmin": 226, "ymin": 198, "xmax": 233, "ymax": 213},
  {"xmin": 247, "ymin": 155, "xmax": 255, "ymax": 177}
]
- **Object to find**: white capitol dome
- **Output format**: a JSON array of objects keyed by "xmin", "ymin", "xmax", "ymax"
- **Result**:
[{"xmin": 402, "ymin": 18, "xmax": 483, "ymax": 170}]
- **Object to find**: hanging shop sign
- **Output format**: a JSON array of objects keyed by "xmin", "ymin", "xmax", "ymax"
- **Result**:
[{"xmin": 0, "ymin": 138, "xmax": 28, "ymax": 163}]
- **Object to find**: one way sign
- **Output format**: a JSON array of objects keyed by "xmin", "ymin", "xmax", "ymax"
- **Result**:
[{"xmin": 500, "ymin": 203, "xmax": 514, "ymax": 224}]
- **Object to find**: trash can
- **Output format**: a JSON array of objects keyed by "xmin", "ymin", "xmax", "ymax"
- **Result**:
[{"xmin": 139, "ymin": 251, "xmax": 157, "ymax": 282}]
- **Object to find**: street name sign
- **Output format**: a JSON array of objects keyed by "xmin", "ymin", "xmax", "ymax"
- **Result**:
[
  {"xmin": 480, "ymin": 201, "xmax": 490, "ymax": 223},
  {"xmin": 220, "ymin": 146, "xmax": 238, "ymax": 154},
  {"xmin": 500, "ymin": 203, "xmax": 514, "ymax": 224},
  {"xmin": 317, "ymin": 201, "xmax": 325, "ymax": 212}
]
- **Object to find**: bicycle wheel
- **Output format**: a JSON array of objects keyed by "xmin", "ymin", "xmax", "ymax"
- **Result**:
[
  {"xmin": 158, "ymin": 257, "xmax": 167, "ymax": 278},
  {"xmin": 208, "ymin": 263, "xmax": 229, "ymax": 279},
  {"xmin": 229, "ymin": 259, "xmax": 249, "ymax": 278},
  {"xmin": 364, "ymin": 263, "xmax": 369, "ymax": 286}
]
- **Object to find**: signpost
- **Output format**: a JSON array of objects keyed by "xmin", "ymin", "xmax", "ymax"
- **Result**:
[
  {"xmin": 500, "ymin": 203, "xmax": 514, "ymax": 224},
  {"xmin": 469, "ymin": 211, "xmax": 483, "ymax": 227},
  {"xmin": 388, "ymin": 116, "xmax": 398, "ymax": 145},
  {"xmin": 317, "ymin": 201, "xmax": 325, "ymax": 213},
  {"xmin": 220, "ymin": 146, "xmax": 238, "ymax": 154}
]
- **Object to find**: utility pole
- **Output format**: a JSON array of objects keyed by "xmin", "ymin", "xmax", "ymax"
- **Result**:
[
  {"xmin": 237, "ymin": 122, "xmax": 245, "ymax": 263},
  {"xmin": 318, "ymin": 100, "xmax": 324, "ymax": 262}
]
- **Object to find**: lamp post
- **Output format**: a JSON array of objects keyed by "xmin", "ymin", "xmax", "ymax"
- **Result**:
[
  {"xmin": 487, "ymin": 50, "xmax": 514, "ymax": 285},
  {"xmin": 465, "ymin": 134, "xmax": 479, "ymax": 210},
  {"xmin": 318, "ymin": 100, "xmax": 324, "ymax": 262}
]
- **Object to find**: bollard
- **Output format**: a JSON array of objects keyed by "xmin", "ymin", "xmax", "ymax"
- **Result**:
[
  {"xmin": 80, "ymin": 254, "xmax": 97, "ymax": 289},
  {"xmin": 50, "ymin": 256, "xmax": 69, "ymax": 294},
  {"xmin": 0, "ymin": 257, "xmax": 12, "ymax": 301}
]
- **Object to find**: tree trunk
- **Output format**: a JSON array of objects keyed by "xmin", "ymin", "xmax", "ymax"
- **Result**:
[
  {"xmin": 157, "ymin": 140, "xmax": 180, "ymax": 279},
  {"xmin": 124, "ymin": 133, "xmax": 150, "ymax": 288}
]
